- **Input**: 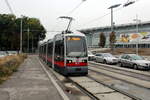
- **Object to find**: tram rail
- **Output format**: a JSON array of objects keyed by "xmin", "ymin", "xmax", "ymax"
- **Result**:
[
  {"xmin": 89, "ymin": 63, "xmax": 150, "ymax": 82},
  {"xmin": 68, "ymin": 76, "xmax": 136, "ymax": 100},
  {"xmin": 89, "ymin": 65, "xmax": 150, "ymax": 89},
  {"xmin": 88, "ymin": 64, "xmax": 150, "ymax": 100},
  {"xmin": 89, "ymin": 61, "xmax": 150, "ymax": 76}
]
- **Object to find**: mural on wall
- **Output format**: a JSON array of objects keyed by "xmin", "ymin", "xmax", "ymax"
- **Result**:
[
  {"xmin": 141, "ymin": 32, "xmax": 150, "ymax": 42},
  {"xmin": 118, "ymin": 34, "xmax": 130, "ymax": 42},
  {"xmin": 117, "ymin": 32, "xmax": 150, "ymax": 43},
  {"xmin": 129, "ymin": 33, "xmax": 142, "ymax": 42}
]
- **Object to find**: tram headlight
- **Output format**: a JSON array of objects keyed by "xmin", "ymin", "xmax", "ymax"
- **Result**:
[
  {"xmin": 67, "ymin": 60, "xmax": 72, "ymax": 63},
  {"xmin": 82, "ymin": 59, "xmax": 87, "ymax": 63}
]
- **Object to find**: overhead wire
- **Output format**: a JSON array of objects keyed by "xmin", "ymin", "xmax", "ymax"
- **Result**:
[
  {"xmin": 67, "ymin": 2, "xmax": 83, "ymax": 16},
  {"xmin": 49, "ymin": 0, "xmax": 86, "ymax": 33},
  {"xmin": 50, "ymin": 0, "xmax": 141, "ymax": 31},
  {"xmin": 5, "ymin": 0, "xmax": 14, "ymax": 15},
  {"xmin": 78, "ymin": 0, "xmax": 141, "ymax": 29},
  {"xmin": 79, "ymin": 7, "xmax": 124, "ymax": 29}
]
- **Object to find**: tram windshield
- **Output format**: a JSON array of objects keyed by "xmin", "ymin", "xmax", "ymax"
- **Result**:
[{"xmin": 66, "ymin": 36, "xmax": 87, "ymax": 57}]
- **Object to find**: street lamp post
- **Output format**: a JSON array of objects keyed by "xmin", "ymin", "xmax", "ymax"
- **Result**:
[
  {"xmin": 108, "ymin": 4, "xmax": 121, "ymax": 51},
  {"xmin": 133, "ymin": 15, "xmax": 141, "ymax": 55},
  {"xmin": 108, "ymin": 4, "xmax": 121, "ymax": 32}
]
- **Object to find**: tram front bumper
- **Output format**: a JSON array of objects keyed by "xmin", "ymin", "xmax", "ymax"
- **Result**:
[{"xmin": 65, "ymin": 66, "xmax": 88, "ymax": 74}]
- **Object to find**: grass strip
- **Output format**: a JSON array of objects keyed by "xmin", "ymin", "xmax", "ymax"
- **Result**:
[{"xmin": 0, "ymin": 54, "xmax": 27, "ymax": 84}]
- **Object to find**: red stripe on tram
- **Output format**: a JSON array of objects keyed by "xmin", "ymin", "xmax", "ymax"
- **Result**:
[{"xmin": 67, "ymin": 62, "xmax": 88, "ymax": 67}]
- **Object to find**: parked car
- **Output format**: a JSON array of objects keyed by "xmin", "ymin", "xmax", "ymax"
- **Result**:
[
  {"xmin": 6, "ymin": 51, "xmax": 18, "ymax": 55},
  {"xmin": 0, "ymin": 51, "xmax": 7, "ymax": 58},
  {"xmin": 118, "ymin": 54, "xmax": 150, "ymax": 70},
  {"xmin": 88, "ymin": 51, "xmax": 95, "ymax": 61},
  {"xmin": 95, "ymin": 53, "xmax": 118, "ymax": 64}
]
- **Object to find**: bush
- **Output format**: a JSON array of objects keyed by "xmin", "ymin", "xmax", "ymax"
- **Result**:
[{"xmin": 0, "ymin": 54, "xmax": 27, "ymax": 83}]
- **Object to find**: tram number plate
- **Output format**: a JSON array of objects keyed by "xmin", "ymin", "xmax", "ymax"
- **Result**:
[{"xmin": 76, "ymin": 68, "xmax": 81, "ymax": 71}]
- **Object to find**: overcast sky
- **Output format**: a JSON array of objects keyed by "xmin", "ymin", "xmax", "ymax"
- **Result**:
[{"xmin": 0, "ymin": 0, "xmax": 150, "ymax": 38}]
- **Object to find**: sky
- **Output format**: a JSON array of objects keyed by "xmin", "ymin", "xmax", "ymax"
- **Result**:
[{"xmin": 0, "ymin": 0, "xmax": 150, "ymax": 39}]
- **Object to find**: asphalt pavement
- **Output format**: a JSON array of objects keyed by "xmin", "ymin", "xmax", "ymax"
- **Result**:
[{"xmin": 0, "ymin": 55, "xmax": 63, "ymax": 100}]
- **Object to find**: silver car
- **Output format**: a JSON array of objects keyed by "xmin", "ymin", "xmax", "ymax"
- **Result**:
[
  {"xmin": 118, "ymin": 54, "xmax": 150, "ymax": 70},
  {"xmin": 95, "ymin": 53, "xmax": 118, "ymax": 64},
  {"xmin": 88, "ymin": 51, "xmax": 95, "ymax": 61},
  {"xmin": 0, "ymin": 51, "xmax": 7, "ymax": 58},
  {"xmin": 7, "ymin": 51, "xmax": 18, "ymax": 55}
]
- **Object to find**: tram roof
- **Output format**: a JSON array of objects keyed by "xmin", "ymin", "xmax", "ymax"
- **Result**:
[
  {"xmin": 39, "ymin": 30, "xmax": 86, "ymax": 45},
  {"xmin": 48, "ymin": 30, "xmax": 85, "ymax": 39},
  {"xmin": 63, "ymin": 31, "xmax": 85, "ymax": 37}
]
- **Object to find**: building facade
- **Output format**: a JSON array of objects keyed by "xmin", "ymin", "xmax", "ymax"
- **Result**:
[{"xmin": 80, "ymin": 21, "xmax": 150, "ymax": 48}]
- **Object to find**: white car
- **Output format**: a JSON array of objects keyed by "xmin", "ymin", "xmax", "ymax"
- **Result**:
[
  {"xmin": 7, "ymin": 51, "xmax": 18, "ymax": 55},
  {"xmin": 95, "ymin": 53, "xmax": 118, "ymax": 64},
  {"xmin": 88, "ymin": 51, "xmax": 95, "ymax": 61},
  {"xmin": 0, "ymin": 51, "xmax": 7, "ymax": 58}
]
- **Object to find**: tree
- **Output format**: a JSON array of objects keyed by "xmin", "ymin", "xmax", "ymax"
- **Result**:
[
  {"xmin": 109, "ymin": 31, "xmax": 116, "ymax": 51},
  {"xmin": 0, "ymin": 14, "xmax": 17, "ymax": 50},
  {"xmin": 99, "ymin": 32, "xmax": 106, "ymax": 48},
  {"xmin": 14, "ymin": 16, "xmax": 46, "ymax": 52},
  {"xmin": 0, "ymin": 14, "xmax": 46, "ymax": 52}
]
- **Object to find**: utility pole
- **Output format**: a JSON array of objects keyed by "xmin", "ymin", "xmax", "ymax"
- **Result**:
[
  {"xmin": 108, "ymin": 4, "xmax": 121, "ymax": 33},
  {"xmin": 20, "ymin": 16, "xmax": 23, "ymax": 53},
  {"xmin": 133, "ymin": 15, "xmax": 141, "ymax": 55},
  {"xmin": 32, "ymin": 35, "xmax": 33, "ymax": 53},
  {"xmin": 27, "ymin": 28, "xmax": 30, "ymax": 53},
  {"xmin": 108, "ymin": 4, "xmax": 121, "ymax": 51}
]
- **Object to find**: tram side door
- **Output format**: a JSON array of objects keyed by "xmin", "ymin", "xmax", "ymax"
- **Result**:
[{"xmin": 54, "ymin": 40, "xmax": 64, "ymax": 68}]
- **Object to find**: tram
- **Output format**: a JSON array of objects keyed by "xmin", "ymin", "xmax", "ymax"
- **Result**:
[{"xmin": 39, "ymin": 31, "xmax": 88, "ymax": 76}]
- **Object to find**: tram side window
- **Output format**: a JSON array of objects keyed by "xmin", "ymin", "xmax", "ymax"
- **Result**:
[
  {"xmin": 40, "ymin": 46, "xmax": 42, "ymax": 54},
  {"xmin": 48, "ymin": 43, "xmax": 53, "ymax": 58},
  {"xmin": 44, "ymin": 45, "xmax": 46, "ymax": 56},
  {"xmin": 54, "ymin": 40, "xmax": 64, "ymax": 61},
  {"xmin": 41, "ymin": 46, "xmax": 43, "ymax": 54}
]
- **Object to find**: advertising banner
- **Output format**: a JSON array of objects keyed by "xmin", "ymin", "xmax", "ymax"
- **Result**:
[{"xmin": 117, "ymin": 32, "xmax": 150, "ymax": 43}]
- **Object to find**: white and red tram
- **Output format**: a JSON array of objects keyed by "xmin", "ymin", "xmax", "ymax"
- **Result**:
[{"xmin": 39, "ymin": 31, "xmax": 88, "ymax": 76}]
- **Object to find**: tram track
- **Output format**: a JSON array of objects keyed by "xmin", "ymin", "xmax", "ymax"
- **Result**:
[
  {"xmin": 87, "ymin": 76, "xmax": 141, "ymax": 100},
  {"xmin": 89, "ymin": 63, "xmax": 150, "ymax": 82},
  {"xmin": 67, "ymin": 77, "xmax": 100, "ymax": 100},
  {"xmin": 88, "ymin": 64, "xmax": 150, "ymax": 100},
  {"xmin": 89, "ymin": 68, "xmax": 150, "ymax": 89},
  {"xmin": 89, "ymin": 65, "xmax": 150, "ymax": 89},
  {"xmin": 46, "ymin": 66, "xmax": 133, "ymax": 100},
  {"xmin": 89, "ymin": 61, "xmax": 150, "ymax": 77},
  {"xmin": 68, "ymin": 76, "xmax": 137, "ymax": 100}
]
